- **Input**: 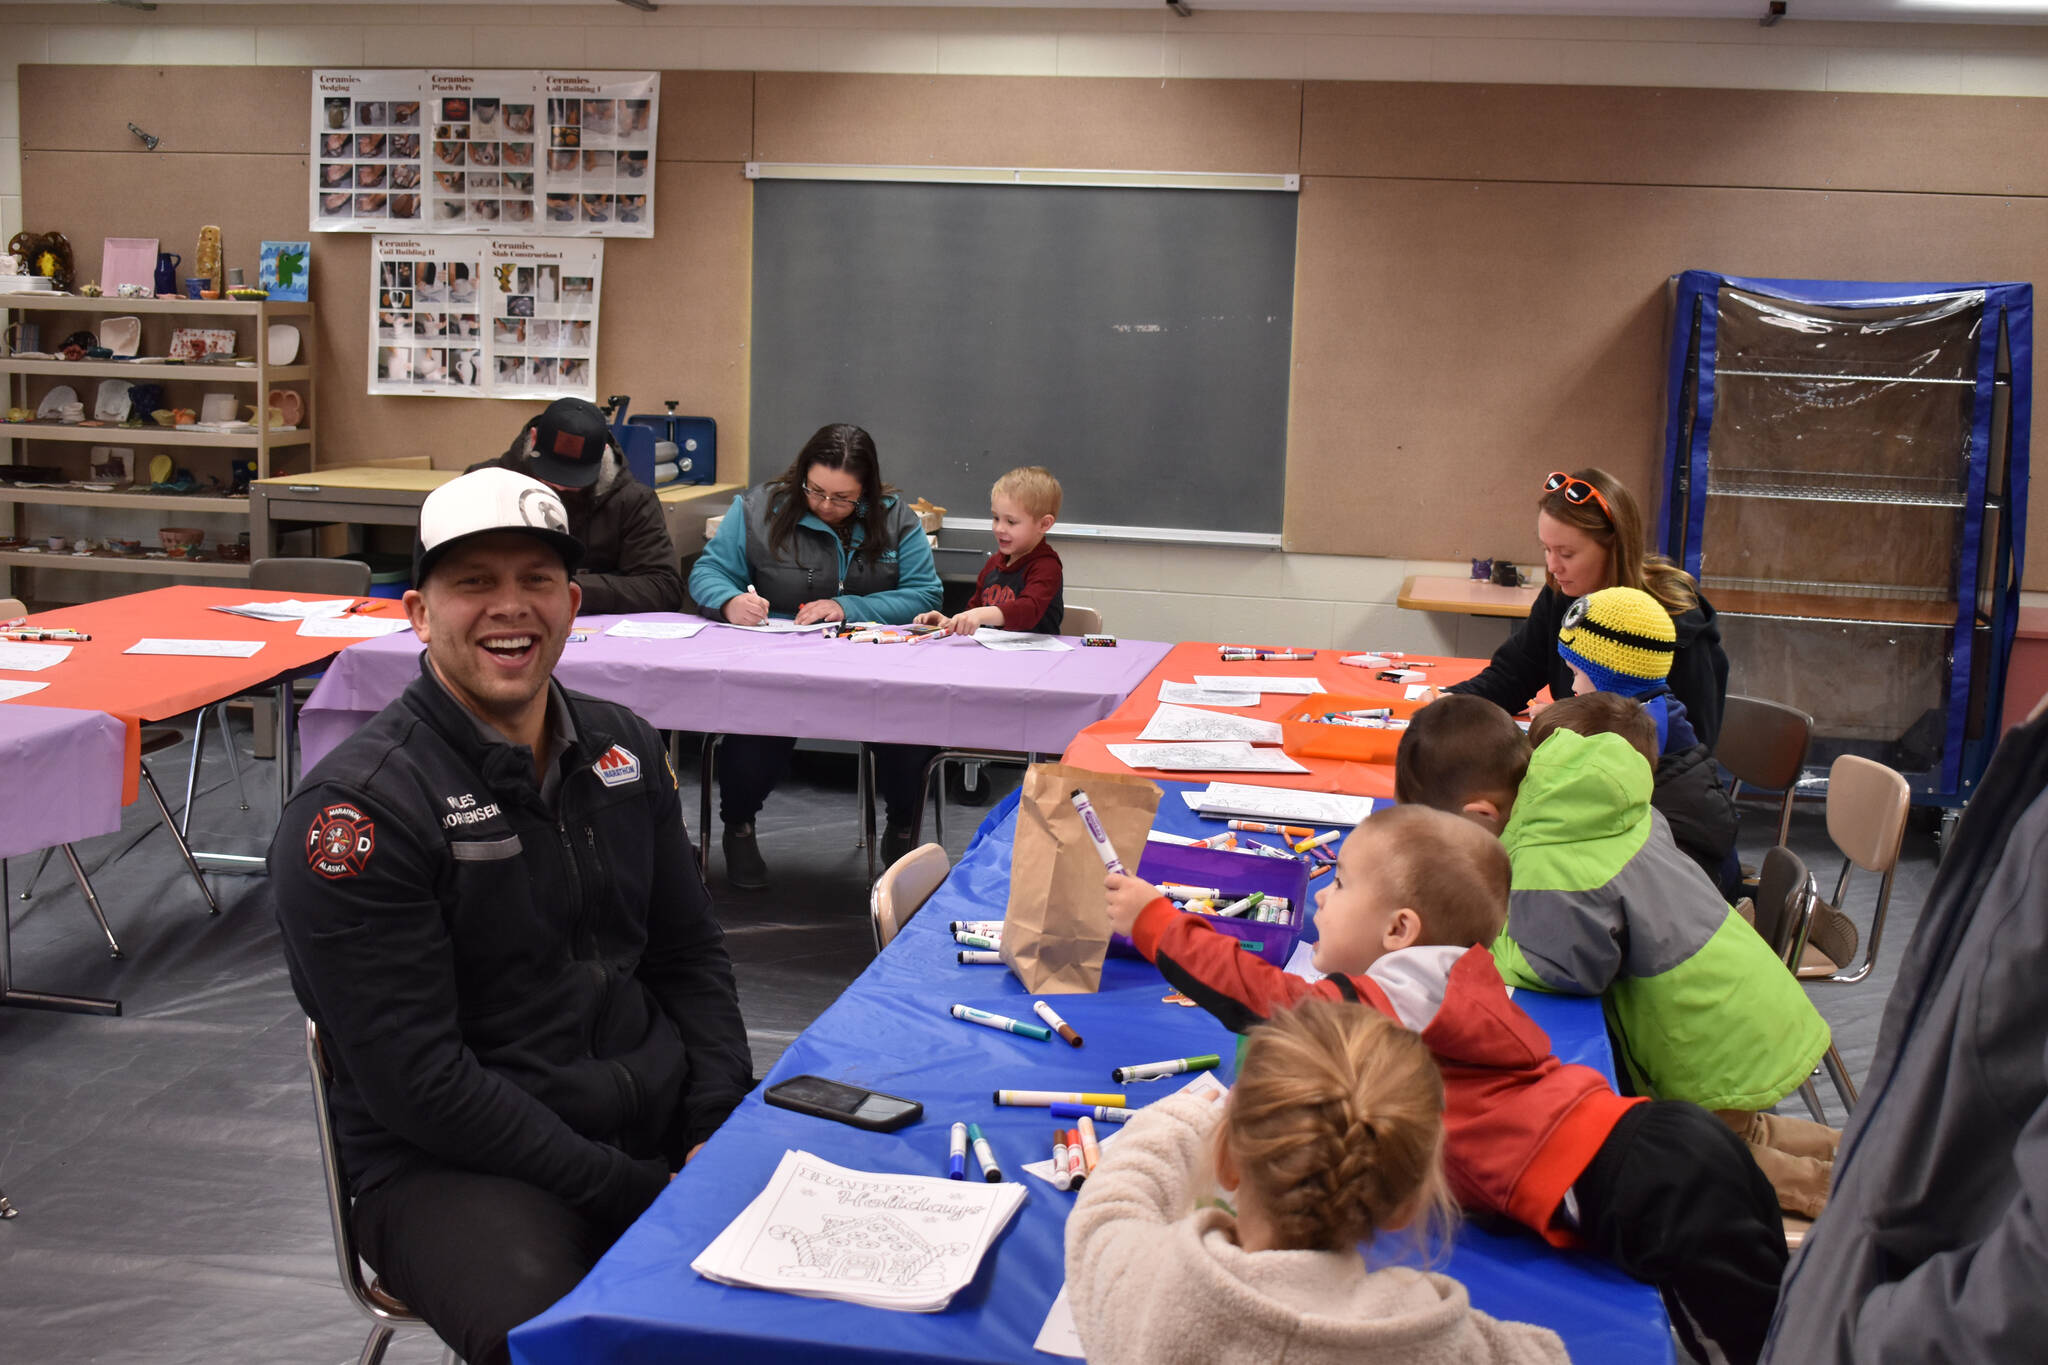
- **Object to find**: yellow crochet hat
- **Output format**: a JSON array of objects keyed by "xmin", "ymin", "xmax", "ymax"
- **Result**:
[{"xmin": 1557, "ymin": 587, "xmax": 1676, "ymax": 697}]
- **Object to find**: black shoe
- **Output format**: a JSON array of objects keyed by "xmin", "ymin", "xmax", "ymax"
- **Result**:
[
  {"xmin": 722, "ymin": 822, "xmax": 769, "ymax": 890},
  {"xmin": 880, "ymin": 822, "xmax": 918, "ymax": 869}
]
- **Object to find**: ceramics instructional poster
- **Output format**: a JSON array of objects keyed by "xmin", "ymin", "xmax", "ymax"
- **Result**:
[
  {"xmin": 368, "ymin": 237, "xmax": 602, "ymax": 401},
  {"xmin": 313, "ymin": 71, "xmax": 657, "ymax": 237}
]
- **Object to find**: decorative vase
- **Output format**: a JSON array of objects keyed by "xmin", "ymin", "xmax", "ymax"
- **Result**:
[{"xmin": 195, "ymin": 226, "xmax": 223, "ymax": 300}]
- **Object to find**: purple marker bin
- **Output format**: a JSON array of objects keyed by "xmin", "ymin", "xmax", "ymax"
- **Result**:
[{"xmin": 1111, "ymin": 842, "xmax": 1313, "ymax": 968}]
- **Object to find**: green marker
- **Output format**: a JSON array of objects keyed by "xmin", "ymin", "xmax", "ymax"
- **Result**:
[
  {"xmin": 950, "ymin": 1004, "xmax": 1052, "ymax": 1040},
  {"xmin": 1112, "ymin": 1054, "xmax": 1223, "ymax": 1084}
]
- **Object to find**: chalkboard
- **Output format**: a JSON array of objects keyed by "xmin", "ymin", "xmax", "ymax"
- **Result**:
[{"xmin": 749, "ymin": 178, "xmax": 1297, "ymax": 538}]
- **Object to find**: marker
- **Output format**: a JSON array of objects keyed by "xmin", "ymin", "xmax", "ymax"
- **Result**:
[
  {"xmin": 1033, "ymin": 1000, "xmax": 1084, "ymax": 1048},
  {"xmin": 1051, "ymin": 1131, "xmax": 1072, "ymax": 1191},
  {"xmin": 1050, "ymin": 1102, "xmax": 1139, "ymax": 1123},
  {"xmin": 954, "ymin": 932, "xmax": 1001, "ymax": 950},
  {"xmin": 950, "ymin": 920, "xmax": 1005, "ymax": 935},
  {"xmin": 1069, "ymin": 789, "xmax": 1128, "ymax": 875},
  {"xmin": 967, "ymin": 1123, "xmax": 1003, "ymax": 1183},
  {"xmin": 957, "ymin": 950, "xmax": 1003, "ymax": 964},
  {"xmin": 1066, "ymin": 1129, "xmax": 1088, "ymax": 1188},
  {"xmin": 994, "ymin": 1089, "xmax": 1128, "ymax": 1108},
  {"xmin": 1309, "ymin": 863, "xmax": 1332, "ymax": 880},
  {"xmin": 1077, "ymin": 1116, "xmax": 1102, "ymax": 1176},
  {"xmin": 948, "ymin": 1122, "xmax": 968, "ymax": 1180},
  {"xmin": 1259, "ymin": 652, "xmax": 1316, "ymax": 661},
  {"xmin": 951, "ymin": 1004, "xmax": 1051, "ymax": 1040},
  {"xmin": 1229, "ymin": 820, "xmax": 1312, "ymax": 837},
  {"xmin": 1112, "ymin": 1054, "xmax": 1222, "ymax": 1084},
  {"xmin": 1160, "ymin": 882, "xmax": 1223, "ymax": 901},
  {"xmin": 1217, "ymin": 891, "xmax": 1263, "ymax": 917},
  {"xmin": 1187, "ymin": 831, "xmax": 1237, "ymax": 850},
  {"xmin": 1291, "ymin": 830, "xmax": 1342, "ymax": 854},
  {"xmin": 1217, "ymin": 652, "xmax": 1262, "ymax": 662}
]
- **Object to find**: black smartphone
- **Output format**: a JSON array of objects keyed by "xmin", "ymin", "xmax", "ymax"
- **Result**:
[{"xmin": 764, "ymin": 1074, "xmax": 923, "ymax": 1132}]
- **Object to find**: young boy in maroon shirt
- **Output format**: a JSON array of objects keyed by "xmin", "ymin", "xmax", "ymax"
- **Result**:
[
  {"xmin": 916, "ymin": 466, "xmax": 1064, "ymax": 636},
  {"xmin": 1102, "ymin": 804, "xmax": 1786, "ymax": 1365}
]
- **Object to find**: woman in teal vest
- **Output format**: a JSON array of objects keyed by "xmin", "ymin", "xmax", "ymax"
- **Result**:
[{"xmin": 689, "ymin": 424, "xmax": 942, "ymax": 889}]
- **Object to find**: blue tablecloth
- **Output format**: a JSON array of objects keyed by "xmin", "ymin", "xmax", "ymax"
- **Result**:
[{"xmin": 512, "ymin": 787, "xmax": 1672, "ymax": 1364}]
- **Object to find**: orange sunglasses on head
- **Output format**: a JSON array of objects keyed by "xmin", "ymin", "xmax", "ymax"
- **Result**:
[{"xmin": 1543, "ymin": 471, "xmax": 1616, "ymax": 526}]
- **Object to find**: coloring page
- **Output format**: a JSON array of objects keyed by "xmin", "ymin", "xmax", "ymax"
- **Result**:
[
  {"xmin": 1191, "ymin": 675, "xmax": 1321, "ymax": 694},
  {"xmin": 1136, "ymin": 702, "xmax": 1283, "ymax": 745},
  {"xmin": 1106, "ymin": 742, "xmax": 1308, "ymax": 774},
  {"xmin": 1187, "ymin": 781, "xmax": 1377, "ymax": 826},
  {"xmin": 973, "ymin": 629, "xmax": 1074, "ymax": 652},
  {"xmin": 1155, "ymin": 682, "xmax": 1260, "ymax": 707}
]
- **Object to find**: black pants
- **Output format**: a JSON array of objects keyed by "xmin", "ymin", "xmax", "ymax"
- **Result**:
[
  {"xmin": 353, "ymin": 1163, "xmax": 620, "ymax": 1365},
  {"xmin": 718, "ymin": 733, "xmax": 936, "ymax": 829},
  {"xmin": 1574, "ymin": 1099, "xmax": 1788, "ymax": 1365}
]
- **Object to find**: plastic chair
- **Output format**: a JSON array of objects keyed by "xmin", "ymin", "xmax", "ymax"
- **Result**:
[
  {"xmin": 0, "ymin": 596, "xmax": 25, "ymax": 619},
  {"xmin": 13, "ymin": 727, "xmax": 221, "ymax": 956},
  {"xmin": 306, "ymin": 1020, "xmax": 460, "ymax": 1365},
  {"xmin": 1798, "ymin": 755, "xmax": 1911, "ymax": 987},
  {"xmin": 870, "ymin": 842, "xmax": 951, "ymax": 952},
  {"xmin": 184, "ymin": 556, "xmax": 375, "ymax": 830},
  {"xmin": 1064, "ymin": 604, "xmax": 1103, "ymax": 636},
  {"xmin": 1751, "ymin": 846, "xmax": 1845, "ymax": 1122},
  {"xmin": 1719, "ymin": 694, "xmax": 1814, "ymax": 852}
]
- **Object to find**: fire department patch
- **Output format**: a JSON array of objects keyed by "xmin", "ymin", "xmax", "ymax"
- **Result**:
[{"xmin": 306, "ymin": 802, "xmax": 376, "ymax": 879}]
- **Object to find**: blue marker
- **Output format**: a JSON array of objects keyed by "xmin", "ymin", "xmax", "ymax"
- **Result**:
[
  {"xmin": 948, "ymin": 1122, "xmax": 968, "ymax": 1180},
  {"xmin": 1050, "ymin": 1101, "xmax": 1137, "ymax": 1123}
]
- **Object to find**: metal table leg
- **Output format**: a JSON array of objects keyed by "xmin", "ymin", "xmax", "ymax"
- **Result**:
[
  {"xmin": 189, "ymin": 678, "xmax": 297, "ymax": 875},
  {"xmin": 0, "ymin": 856, "xmax": 121, "ymax": 1017}
]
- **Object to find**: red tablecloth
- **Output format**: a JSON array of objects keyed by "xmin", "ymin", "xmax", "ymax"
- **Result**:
[
  {"xmin": 3, "ymin": 585, "xmax": 378, "ymax": 801},
  {"xmin": 1060, "ymin": 641, "xmax": 1497, "ymax": 798}
]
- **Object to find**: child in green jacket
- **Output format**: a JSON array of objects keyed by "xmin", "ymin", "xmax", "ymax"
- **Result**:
[{"xmin": 1396, "ymin": 694, "xmax": 1837, "ymax": 1217}]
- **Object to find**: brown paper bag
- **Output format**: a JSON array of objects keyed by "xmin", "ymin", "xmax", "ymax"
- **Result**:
[{"xmin": 1002, "ymin": 762, "xmax": 1162, "ymax": 994}]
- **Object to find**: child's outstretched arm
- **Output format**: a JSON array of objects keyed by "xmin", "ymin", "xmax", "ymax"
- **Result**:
[
  {"xmin": 1106, "ymin": 873, "xmax": 1346, "ymax": 1034},
  {"xmin": 1064, "ymin": 1090, "xmax": 1224, "ymax": 1362}
]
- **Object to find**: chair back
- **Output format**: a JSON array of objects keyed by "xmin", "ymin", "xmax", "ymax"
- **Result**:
[
  {"xmin": 870, "ymin": 842, "xmax": 951, "ymax": 951},
  {"xmin": 253, "ymin": 556, "xmax": 375, "ymax": 597},
  {"xmin": 1718, "ymin": 695, "xmax": 1814, "ymax": 845},
  {"xmin": 1064, "ymin": 604, "xmax": 1104, "ymax": 636},
  {"xmin": 1751, "ymin": 845, "xmax": 1812, "ymax": 962},
  {"xmin": 1825, "ymin": 755, "xmax": 1911, "ymax": 874},
  {"xmin": 304, "ymin": 1019, "xmax": 419, "ymax": 1324},
  {"xmin": 0, "ymin": 597, "xmax": 25, "ymax": 620}
]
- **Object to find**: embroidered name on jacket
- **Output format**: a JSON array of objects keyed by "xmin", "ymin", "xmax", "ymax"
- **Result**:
[
  {"xmin": 593, "ymin": 744, "xmax": 640, "ymax": 787},
  {"xmin": 307, "ymin": 803, "xmax": 375, "ymax": 879}
]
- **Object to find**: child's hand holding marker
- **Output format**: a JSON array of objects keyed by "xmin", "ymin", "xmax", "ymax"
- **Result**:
[{"xmin": 1103, "ymin": 872, "xmax": 1161, "ymax": 936}]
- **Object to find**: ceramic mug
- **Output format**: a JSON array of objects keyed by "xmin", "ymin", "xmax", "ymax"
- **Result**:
[
  {"xmin": 186, "ymin": 278, "xmax": 210, "ymax": 299},
  {"xmin": 46, "ymin": 536, "xmax": 66, "ymax": 551}
]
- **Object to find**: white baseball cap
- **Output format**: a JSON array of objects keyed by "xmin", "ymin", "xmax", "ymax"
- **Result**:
[{"xmin": 413, "ymin": 466, "xmax": 584, "ymax": 584}]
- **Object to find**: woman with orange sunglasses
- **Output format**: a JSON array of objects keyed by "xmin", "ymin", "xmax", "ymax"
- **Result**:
[{"xmin": 1443, "ymin": 468, "xmax": 1730, "ymax": 749}]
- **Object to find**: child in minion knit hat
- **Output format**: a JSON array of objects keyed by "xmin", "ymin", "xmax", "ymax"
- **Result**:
[{"xmin": 1555, "ymin": 587, "xmax": 1695, "ymax": 757}]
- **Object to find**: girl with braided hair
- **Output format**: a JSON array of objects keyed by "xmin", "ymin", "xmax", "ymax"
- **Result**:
[{"xmin": 1064, "ymin": 998, "xmax": 1568, "ymax": 1365}]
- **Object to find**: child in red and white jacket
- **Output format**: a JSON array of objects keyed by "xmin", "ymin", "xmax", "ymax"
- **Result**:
[{"xmin": 1104, "ymin": 804, "xmax": 1787, "ymax": 1365}]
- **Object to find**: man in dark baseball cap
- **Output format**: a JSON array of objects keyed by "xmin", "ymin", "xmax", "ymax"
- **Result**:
[{"xmin": 471, "ymin": 398, "xmax": 683, "ymax": 613}]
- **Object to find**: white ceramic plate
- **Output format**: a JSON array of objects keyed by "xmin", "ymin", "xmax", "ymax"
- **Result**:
[
  {"xmin": 94, "ymin": 379, "xmax": 130, "ymax": 422},
  {"xmin": 98, "ymin": 315, "xmax": 141, "ymax": 357},
  {"xmin": 36, "ymin": 385, "xmax": 77, "ymax": 420},
  {"xmin": 267, "ymin": 323, "xmax": 299, "ymax": 366}
]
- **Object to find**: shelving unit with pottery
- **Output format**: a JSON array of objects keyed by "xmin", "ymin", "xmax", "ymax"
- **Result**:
[{"xmin": 0, "ymin": 295, "xmax": 315, "ymax": 596}]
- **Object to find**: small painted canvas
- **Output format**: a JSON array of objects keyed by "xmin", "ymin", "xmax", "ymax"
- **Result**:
[{"xmin": 260, "ymin": 241, "xmax": 311, "ymax": 301}]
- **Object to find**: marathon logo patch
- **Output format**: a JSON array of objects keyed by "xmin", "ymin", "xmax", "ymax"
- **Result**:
[
  {"xmin": 306, "ymin": 802, "xmax": 376, "ymax": 880},
  {"xmin": 593, "ymin": 744, "xmax": 641, "ymax": 788}
]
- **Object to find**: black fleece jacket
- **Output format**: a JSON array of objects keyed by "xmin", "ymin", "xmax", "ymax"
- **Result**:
[
  {"xmin": 1447, "ymin": 583, "xmax": 1733, "ymax": 751},
  {"xmin": 270, "ymin": 661, "xmax": 751, "ymax": 1238}
]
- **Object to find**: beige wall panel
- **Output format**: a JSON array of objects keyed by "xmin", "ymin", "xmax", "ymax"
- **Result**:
[
  {"xmin": 755, "ymin": 73, "xmax": 1303, "ymax": 172},
  {"xmin": 1284, "ymin": 176, "xmax": 2048, "ymax": 590},
  {"xmin": 1302, "ymin": 82, "xmax": 2048, "ymax": 197},
  {"xmin": 653, "ymin": 69, "xmax": 755, "ymax": 164},
  {"xmin": 21, "ymin": 65, "xmax": 309, "ymax": 154}
]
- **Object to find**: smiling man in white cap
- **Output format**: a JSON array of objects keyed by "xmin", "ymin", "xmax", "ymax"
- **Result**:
[{"xmin": 269, "ymin": 467, "xmax": 751, "ymax": 1365}]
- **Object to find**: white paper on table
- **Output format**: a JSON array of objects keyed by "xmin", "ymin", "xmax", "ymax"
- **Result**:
[
  {"xmin": 297, "ymin": 615, "xmax": 414, "ymax": 638},
  {"xmin": 0, "ymin": 679, "xmax": 50, "ymax": 700},
  {"xmin": 1105, "ymin": 742, "xmax": 1308, "ymax": 774},
  {"xmin": 1022, "ymin": 1073, "xmax": 1228, "ymax": 1187},
  {"xmin": 210, "ymin": 598, "xmax": 355, "ymax": 622},
  {"xmin": 1136, "ymin": 702, "xmax": 1284, "ymax": 746},
  {"xmin": 605, "ymin": 618, "xmax": 710, "ymax": 640},
  {"xmin": 1186, "ymin": 781, "xmax": 1376, "ymax": 827},
  {"xmin": 691, "ymin": 1149, "xmax": 1025, "ymax": 1312},
  {"xmin": 1034, "ymin": 1285, "xmax": 1085, "ymax": 1358},
  {"xmin": 1284, "ymin": 939, "xmax": 1324, "ymax": 983},
  {"xmin": 124, "ymin": 638, "xmax": 266, "ymax": 658},
  {"xmin": 1154, "ymin": 682, "xmax": 1260, "ymax": 707},
  {"xmin": 0, "ymin": 642, "xmax": 72, "ymax": 672},
  {"xmin": 1191, "ymin": 675, "xmax": 1321, "ymax": 695},
  {"xmin": 973, "ymin": 628, "xmax": 1073, "ymax": 652},
  {"xmin": 1404, "ymin": 683, "xmax": 1433, "ymax": 701},
  {"xmin": 718, "ymin": 619, "xmax": 835, "ymax": 634}
]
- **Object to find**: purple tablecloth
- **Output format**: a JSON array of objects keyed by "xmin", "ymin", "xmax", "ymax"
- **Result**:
[
  {"xmin": 300, "ymin": 618, "xmax": 1172, "ymax": 770},
  {"xmin": 0, "ymin": 703, "xmax": 128, "ymax": 860}
]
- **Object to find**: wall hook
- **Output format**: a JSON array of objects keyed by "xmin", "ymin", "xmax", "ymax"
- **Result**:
[{"xmin": 128, "ymin": 122, "xmax": 160, "ymax": 151}]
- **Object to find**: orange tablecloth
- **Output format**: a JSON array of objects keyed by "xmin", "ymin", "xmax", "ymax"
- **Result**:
[
  {"xmin": 1060, "ymin": 641, "xmax": 1492, "ymax": 799},
  {"xmin": 3, "ymin": 586, "xmax": 386, "ymax": 802}
]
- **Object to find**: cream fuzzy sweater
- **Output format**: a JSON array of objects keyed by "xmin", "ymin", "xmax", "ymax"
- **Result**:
[{"xmin": 1064, "ymin": 1091, "xmax": 1572, "ymax": 1365}]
